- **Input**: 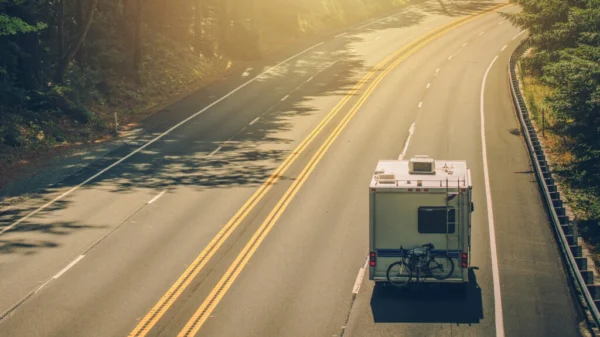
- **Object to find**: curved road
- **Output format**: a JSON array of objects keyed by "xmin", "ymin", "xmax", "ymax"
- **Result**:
[{"xmin": 0, "ymin": 0, "xmax": 583, "ymax": 336}]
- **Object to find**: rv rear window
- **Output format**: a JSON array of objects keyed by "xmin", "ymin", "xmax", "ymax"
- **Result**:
[{"xmin": 418, "ymin": 207, "xmax": 456, "ymax": 234}]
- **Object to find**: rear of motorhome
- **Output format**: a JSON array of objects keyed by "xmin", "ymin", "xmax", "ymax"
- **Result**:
[{"xmin": 368, "ymin": 155, "xmax": 473, "ymax": 286}]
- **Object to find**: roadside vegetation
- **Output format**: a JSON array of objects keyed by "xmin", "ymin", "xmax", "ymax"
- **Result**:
[
  {"xmin": 504, "ymin": 0, "xmax": 600, "ymax": 263},
  {"xmin": 0, "ymin": 0, "xmax": 409, "ymax": 187}
]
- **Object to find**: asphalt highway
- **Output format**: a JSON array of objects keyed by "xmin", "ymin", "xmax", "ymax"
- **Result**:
[{"xmin": 0, "ymin": 1, "xmax": 583, "ymax": 336}]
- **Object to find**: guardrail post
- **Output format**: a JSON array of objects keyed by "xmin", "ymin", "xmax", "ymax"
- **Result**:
[{"xmin": 576, "ymin": 257, "xmax": 588, "ymax": 270}]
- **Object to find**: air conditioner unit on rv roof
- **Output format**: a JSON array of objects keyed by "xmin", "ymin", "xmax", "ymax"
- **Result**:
[{"xmin": 409, "ymin": 155, "xmax": 435, "ymax": 174}]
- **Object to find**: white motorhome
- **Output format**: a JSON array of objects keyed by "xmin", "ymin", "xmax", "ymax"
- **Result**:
[{"xmin": 368, "ymin": 155, "xmax": 474, "ymax": 286}]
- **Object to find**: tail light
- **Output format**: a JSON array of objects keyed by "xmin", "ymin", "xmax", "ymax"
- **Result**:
[
  {"xmin": 461, "ymin": 253, "xmax": 468, "ymax": 268},
  {"xmin": 369, "ymin": 252, "xmax": 376, "ymax": 267}
]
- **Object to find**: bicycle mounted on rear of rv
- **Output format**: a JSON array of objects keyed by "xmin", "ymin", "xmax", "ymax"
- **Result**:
[{"xmin": 386, "ymin": 242, "xmax": 454, "ymax": 287}]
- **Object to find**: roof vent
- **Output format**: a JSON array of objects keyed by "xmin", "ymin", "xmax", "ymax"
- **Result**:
[
  {"xmin": 377, "ymin": 173, "xmax": 396, "ymax": 184},
  {"xmin": 409, "ymin": 155, "xmax": 435, "ymax": 175}
]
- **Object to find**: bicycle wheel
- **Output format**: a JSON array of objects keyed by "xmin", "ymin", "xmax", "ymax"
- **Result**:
[
  {"xmin": 386, "ymin": 261, "xmax": 412, "ymax": 287},
  {"xmin": 427, "ymin": 254, "xmax": 454, "ymax": 280}
]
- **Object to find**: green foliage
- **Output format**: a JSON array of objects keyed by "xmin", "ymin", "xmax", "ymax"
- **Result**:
[{"xmin": 0, "ymin": 14, "xmax": 46, "ymax": 36}]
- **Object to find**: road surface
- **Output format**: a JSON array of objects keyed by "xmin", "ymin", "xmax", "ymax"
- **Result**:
[{"xmin": 0, "ymin": 1, "xmax": 583, "ymax": 336}]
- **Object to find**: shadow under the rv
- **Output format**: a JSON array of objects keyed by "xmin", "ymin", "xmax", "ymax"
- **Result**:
[{"xmin": 370, "ymin": 269, "xmax": 483, "ymax": 324}]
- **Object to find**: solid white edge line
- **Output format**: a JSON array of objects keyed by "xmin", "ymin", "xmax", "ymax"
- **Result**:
[
  {"xmin": 147, "ymin": 190, "xmax": 167, "ymax": 204},
  {"xmin": 335, "ymin": 32, "xmax": 347, "ymax": 38},
  {"xmin": 249, "ymin": 117, "xmax": 260, "ymax": 125},
  {"xmin": 352, "ymin": 257, "xmax": 369, "ymax": 294},
  {"xmin": 399, "ymin": 122, "xmax": 416, "ymax": 160},
  {"xmin": 281, "ymin": 94, "xmax": 290, "ymax": 101},
  {"xmin": 512, "ymin": 30, "xmax": 525, "ymax": 40},
  {"xmin": 481, "ymin": 55, "xmax": 505, "ymax": 337},
  {"xmin": 52, "ymin": 255, "xmax": 85, "ymax": 279},
  {"xmin": 501, "ymin": 45, "xmax": 507, "ymax": 52},
  {"xmin": 208, "ymin": 146, "xmax": 222, "ymax": 157},
  {"xmin": 0, "ymin": 41, "xmax": 325, "ymax": 236}
]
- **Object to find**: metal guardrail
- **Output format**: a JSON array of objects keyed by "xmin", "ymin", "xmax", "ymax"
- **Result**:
[{"xmin": 508, "ymin": 41, "xmax": 600, "ymax": 331}]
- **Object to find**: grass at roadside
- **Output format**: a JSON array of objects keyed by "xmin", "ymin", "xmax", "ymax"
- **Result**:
[{"xmin": 519, "ymin": 60, "xmax": 600, "ymax": 269}]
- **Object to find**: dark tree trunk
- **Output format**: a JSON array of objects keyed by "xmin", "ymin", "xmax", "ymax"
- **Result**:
[
  {"xmin": 194, "ymin": 0, "xmax": 202, "ymax": 54},
  {"xmin": 75, "ymin": 0, "xmax": 87, "ymax": 64},
  {"xmin": 55, "ymin": 0, "xmax": 99, "ymax": 83},
  {"xmin": 132, "ymin": 0, "xmax": 143, "ymax": 76},
  {"xmin": 57, "ymin": 0, "xmax": 65, "ymax": 71}
]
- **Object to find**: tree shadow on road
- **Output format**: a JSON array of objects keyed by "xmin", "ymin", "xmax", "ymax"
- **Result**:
[{"xmin": 370, "ymin": 268, "xmax": 483, "ymax": 324}]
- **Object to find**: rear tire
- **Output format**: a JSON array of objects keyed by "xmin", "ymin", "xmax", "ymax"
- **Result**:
[
  {"xmin": 428, "ymin": 255, "xmax": 454, "ymax": 280},
  {"xmin": 386, "ymin": 261, "xmax": 412, "ymax": 287}
]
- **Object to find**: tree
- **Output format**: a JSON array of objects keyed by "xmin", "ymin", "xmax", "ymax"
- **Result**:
[{"xmin": 55, "ymin": 0, "xmax": 99, "ymax": 83}]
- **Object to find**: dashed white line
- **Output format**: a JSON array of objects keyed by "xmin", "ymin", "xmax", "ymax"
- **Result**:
[
  {"xmin": 53, "ymin": 255, "xmax": 85, "ymax": 279},
  {"xmin": 352, "ymin": 258, "xmax": 369, "ymax": 294},
  {"xmin": 426, "ymin": 83, "xmax": 431, "ymax": 89},
  {"xmin": 436, "ymin": 68, "xmax": 441, "ymax": 73},
  {"xmin": 0, "ymin": 41, "xmax": 326, "ymax": 237},
  {"xmin": 281, "ymin": 95, "xmax": 290, "ymax": 101},
  {"xmin": 306, "ymin": 76, "xmax": 315, "ymax": 83},
  {"xmin": 356, "ymin": 11, "xmax": 398, "ymax": 29},
  {"xmin": 249, "ymin": 117, "xmax": 260, "ymax": 125},
  {"xmin": 148, "ymin": 190, "xmax": 167, "ymax": 204},
  {"xmin": 501, "ymin": 45, "xmax": 507, "ymax": 52},
  {"xmin": 336, "ymin": 32, "xmax": 347, "ymax": 38},
  {"xmin": 512, "ymin": 30, "xmax": 526, "ymax": 40},
  {"xmin": 481, "ymin": 55, "xmax": 505, "ymax": 337},
  {"xmin": 418, "ymin": 102, "xmax": 423, "ymax": 108},
  {"xmin": 498, "ymin": 21, "xmax": 504, "ymax": 25},
  {"xmin": 399, "ymin": 122, "xmax": 416, "ymax": 160},
  {"xmin": 479, "ymin": 31, "xmax": 485, "ymax": 36},
  {"xmin": 462, "ymin": 42, "xmax": 468, "ymax": 47},
  {"xmin": 209, "ymin": 146, "xmax": 222, "ymax": 157}
]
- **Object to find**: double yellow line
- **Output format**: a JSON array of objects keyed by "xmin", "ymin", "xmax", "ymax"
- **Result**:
[{"xmin": 129, "ymin": 4, "xmax": 509, "ymax": 336}]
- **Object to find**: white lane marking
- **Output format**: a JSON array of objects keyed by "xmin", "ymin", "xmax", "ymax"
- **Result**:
[
  {"xmin": 352, "ymin": 257, "xmax": 369, "ymax": 294},
  {"xmin": 479, "ymin": 31, "xmax": 485, "ymax": 36},
  {"xmin": 418, "ymin": 102, "xmax": 423, "ymax": 108},
  {"xmin": 208, "ymin": 146, "xmax": 222, "ymax": 157},
  {"xmin": 281, "ymin": 95, "xmax": 290, "ymax": 101},
  {"xmin": 501, "ymin": 45, "xmax": 507, "ymax": 52},
  {"xmin": 241, "ymin": 68, "xmax": 253, "ymax": 77},
  {"xmin": 512, "ymin": 30, "xmax": 525, "ymax": 40},
  {"xmin": 481, "ymin": 55, "xmax": 505, "ymax": 337},
  {"xmin": 462, "ymin": 42, "xmax": 468, "ymax": 47},
  {"xmin": 399, "ymin": 122, "xmax": 416, "ymax": 160},
  {"xmin": 426, "ymin": 83, "xmax": 431, "ymax": 89},
  {"xmin": 53, "ymin": 255, "xmax": 85, "ymax": 279},
  {"xmin": 249, "ymin": 117, "xmax": 260, "ymax": 125},
  {"xmin": 147, "ymin": 190, "xmax": 167, "ymax": 204},
  {"xmin": 335, "ymin": 32, "xmax": 347, "ymax": 38},
  {"xmin": 498, "ymin": 21, "xmax": 503, "ymax": 25},
  {"xmin": 436, "ymin": 68, "xmax": 440, "ymax": 73},
  {"xmin": 296, "ymin": 61, "xmax": 337, "ymax": 89},
  {"xmin": 0, "ymin": 42, "xmax": 325, "ymax": 236}
]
